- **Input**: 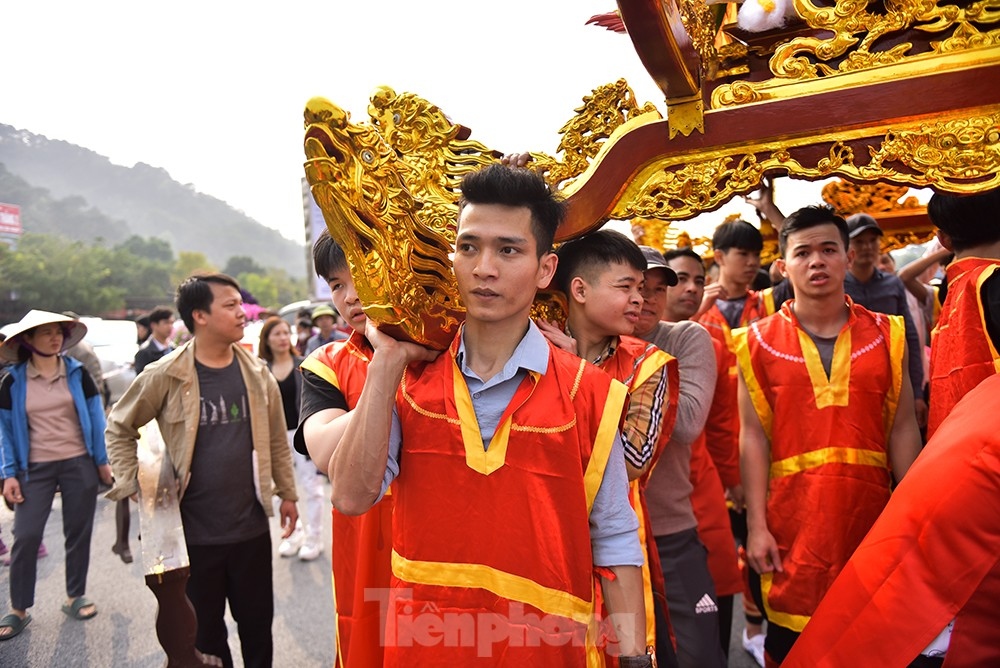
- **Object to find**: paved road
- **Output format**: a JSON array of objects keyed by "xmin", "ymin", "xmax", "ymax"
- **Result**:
[
  {"xmin": 1, "ymin": 488, "xmax": 761, "ymax": 667},
  {"xmin": 1, "ymin": 489, "xmax": 336, "ymax": 667}
]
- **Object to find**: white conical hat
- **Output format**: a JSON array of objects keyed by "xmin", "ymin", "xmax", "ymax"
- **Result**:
[{"xmin": 0, "ymin": 310, "xmax": 88, "ymax": 363}]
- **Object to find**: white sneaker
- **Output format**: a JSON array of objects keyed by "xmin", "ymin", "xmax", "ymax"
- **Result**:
[
  {"xmin": 278, "ymin": 529, "xmax": 304, "ymax": 558},
  {"xmin": 298, "ymin": 541, "xmax": 322, "ymax": 561},
  {"xmin": 743, "ymin": 628, "xmax": 766, "ymax": 667}
]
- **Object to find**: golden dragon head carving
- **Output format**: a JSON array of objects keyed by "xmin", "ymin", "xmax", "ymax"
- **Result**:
[
  {"xmin": 366, "ymin": 86, "xmax": 501, "ymax": 241},
  {"xmin": 303, "ymin": 97, "xmax": 464, "ymax": 350}
]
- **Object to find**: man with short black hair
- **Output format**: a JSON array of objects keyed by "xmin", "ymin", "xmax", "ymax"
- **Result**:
[
  {"xmin": 329, "ymin": 164, "xmax": 653, "ymax": 666},
  {"xmin": 736, "ymin": 206, "xmax": 921, "ymax": 664},
  {"xmin": 106, "ymin": 273, "xmax": 298, "ymax": 668},
  {"xmin": 924, "ymin": 188, "xmax": 1000, "ymax": 437},
  {"xmin": 133, "ymin": 305, "xmax": 176, "ymax": 375}
]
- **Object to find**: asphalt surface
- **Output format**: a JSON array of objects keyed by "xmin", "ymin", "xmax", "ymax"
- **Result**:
[
  {"xmin": 0, "ymin": 487, "xmax": 761, "ymax": 667},
  {"xmin": 0, "ymin": 489, "xmax": 336, "ymax": 667}
]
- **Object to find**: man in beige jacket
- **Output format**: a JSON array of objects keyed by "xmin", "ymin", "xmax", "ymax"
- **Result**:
[{"xmin": 106, "ymin": 273, "xmax": 298, "ymax": 668}]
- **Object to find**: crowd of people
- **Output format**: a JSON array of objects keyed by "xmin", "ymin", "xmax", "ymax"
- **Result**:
[{"xmin": 0, "ymin": 161, "xmax": 997, "ymax": 668}]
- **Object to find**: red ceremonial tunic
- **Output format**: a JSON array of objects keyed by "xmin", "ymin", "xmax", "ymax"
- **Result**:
[
  {"xmin": 733, "ymin": 298, "xmax": 905, "ymax": 632},
  {"xmin": 388, "ymin": 332, "xmax": 629, "ymax": 667},
  {"xmin": 689, "ymin": 336, "xmax": 742, "ymax": 598},
  {"xmin": 927, "ymin": 257, "xmax": 1000, "ymax": 437},
  {"xmin": 783, "ymin": 373, "xmax": 1000, "ymax": 668},
  {"xmin": 697, "ymin": 291, "xmax": 769, "ymax": 485},
  {"xmin": 301, "ymin": 332, "xmax": 393, "ymax": 668},
  {"xmin": 600, "ymin": 336, "xmax": 679, "ymax": 649}
]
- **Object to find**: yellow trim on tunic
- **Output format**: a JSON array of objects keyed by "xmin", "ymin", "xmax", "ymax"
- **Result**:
[
  {"xmin": 769, "ymin": 446, "xmax": 889, "ymax": 478},
  {"xmin": 733, "ymin": 327, "xmax": 773, "ymax": 439},
  {"xmin": 796, "ymin": 326, "xmax": 851, "ymax": 409},
  {"xmin": 883, "ymin": 315, "xmax": 905, "ymax": 438},
  {"xmin": 391, "ymin": 550, "xmax": 594, "ymax": 625},
  {"xmin": 762, "ymin": 287, "xmax": 777, "ymax": 316},
  {"xmin": 630, "ymin": 349, "xmax": 674, "ymax": 392},
  {"xmin": 976, "ymin": 266, "xmax": 1000, "ymax": 374},
  {"xmin": 301, "ymin": 354, "xmax": 341, "ymax": 390},
  {"xmin": 584, "ymin": 379, "xmax": 629, "ymax": 514},
  {"xmin": 759, "ymin": 573, "xmax": 812, "ymax": 632},
  {"xmin": 453, "ymin": 357, "xmax": 527, "ymax": 475}
]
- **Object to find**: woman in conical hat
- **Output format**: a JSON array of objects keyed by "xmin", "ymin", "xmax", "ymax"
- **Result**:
[{"xmin": 0, "ymin": 310, "xmax": 112, "ymax": 641}]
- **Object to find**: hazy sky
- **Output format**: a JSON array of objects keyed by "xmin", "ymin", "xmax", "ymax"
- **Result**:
[{"xmin": 2, "ymin": 0, "xmax": 847, "ymax": 244}]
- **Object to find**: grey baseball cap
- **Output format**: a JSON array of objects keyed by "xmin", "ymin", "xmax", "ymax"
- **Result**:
[{"xmin": 639, "ymin": 246, "xmax": 678, "ymax": 286}]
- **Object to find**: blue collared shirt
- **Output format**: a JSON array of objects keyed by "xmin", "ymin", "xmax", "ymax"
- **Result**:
[{"xmin": 381, "ymin": 321, "xmax": 642, "ymax": 567}]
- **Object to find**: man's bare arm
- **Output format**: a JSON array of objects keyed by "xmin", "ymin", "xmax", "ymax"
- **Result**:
[
  {"xmin": 897, "ymin": 246, "xmax": 950, "ymax": 304},
  {"xmin": 302, "ymin": 407, "xmax": 350, "ymax": 474},
  {"xmin": 888, "ymin": 350, "xmax": 922, "ymax": 481},
  {"xmin": 738, "ymin": 372, "xmax": 783, "ymax": 574},
  {"xmin": 601, "ymin": 565, "xmax": 647, "ymax": 657},
  {"xmin": 328, "ymin": 323, "xmax": 437, "ymax": 515}
]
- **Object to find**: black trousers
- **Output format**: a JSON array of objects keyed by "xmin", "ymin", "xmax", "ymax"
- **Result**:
[
  {"xmin": 186, "ymin": 531, "xmax": 274, "ymax": 668},
  {"xmin": 654, "ymin": 528, "xmax": 727, "ymax": 668}
]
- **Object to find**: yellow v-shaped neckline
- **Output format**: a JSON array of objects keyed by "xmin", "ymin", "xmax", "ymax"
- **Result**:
[
  {"xmin": 452, "ymin": 356, "xmax": 535, "ymax": 475},
  {"xmin": 795, "ymin": 326, "xmax": 851, "ymax": 408}
]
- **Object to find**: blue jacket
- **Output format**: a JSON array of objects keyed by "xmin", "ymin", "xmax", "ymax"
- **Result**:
[{"xmin": 0, "ymin": 355, "xmax": 108, "ymax": 480}]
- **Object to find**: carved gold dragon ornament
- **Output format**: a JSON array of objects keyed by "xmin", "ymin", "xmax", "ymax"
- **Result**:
[
  {"xmin": 303, "ymin": 98, "xmax": 463, "ymax": 350},
  {"xmin": 303, "ymin": 81, "xmax": 670, "ymax": 345}
]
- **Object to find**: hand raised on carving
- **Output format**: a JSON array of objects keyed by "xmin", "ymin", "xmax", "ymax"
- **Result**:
[
  {"xmin": 536, "ymin": 319, "xmax": 578, "ymax": 356},
  {"xmin": 501, "ymin": 153, "xmax": 533, "ymax": 169},
  {"xmin": 365, "ymin": 321, "xmax": 440, "ymax": 367}
]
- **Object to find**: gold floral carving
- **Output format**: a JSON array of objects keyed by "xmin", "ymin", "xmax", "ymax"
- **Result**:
[
  {"xmin": 711, "ymin": 0, "xmax": 1000, "ymax": 107},
  {"xmin": 679, "ymin": 0, "xmax": 720, "ymax": 75},
  {"xmin": 530, "ymin": 79, "xmax": 660, "ymax": 186},
  {"xmin": 609, "ymin": 111, "xmax": 1000, "ymax": 223},
  {"xmin": 860, "ymin": 115, "xmax": 1000, "ymax": 183},
  {"xmin": 772, "ymin": 0, "xmax": 1000, "ymax": 79},
  {"xmin": 631, "ymin": 218, "xmax": 707, "ymax": 252},
  {"xmin": 821, "ymin": 180, "xmax": 922, "ymax": 214}
]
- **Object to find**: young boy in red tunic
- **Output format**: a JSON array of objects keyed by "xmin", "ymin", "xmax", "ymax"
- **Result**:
[
  {"xmin": 328, "ymin": 164, "xmax": 654, "ymax": 667},
  {"xmin": 735, "ymin": 206, "xmax": 922, "ymax": 665},
  {"xmin": 541, "ymin": 230, "xmax": 684, "ymax": 668}
]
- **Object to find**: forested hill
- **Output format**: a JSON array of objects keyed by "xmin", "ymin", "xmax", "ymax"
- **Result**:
[{"xmin": 0, "ymin": 124, "xmax": 305, "ymax": 277}]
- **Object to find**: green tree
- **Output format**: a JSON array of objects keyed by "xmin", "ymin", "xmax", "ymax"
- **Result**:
[
  {"xmin": 0, "ymin": 233, "xmax": 124, "ymax": 315},
  {"xmin": 239, "ymin": 273, "xmax": 278, "ymax": 309},
  {"xmin": 224, "ymin": 255, "xmax": 265, "ymax": 278},
  {"xmin": 172, "ymin": 251, "xmax": 216, "ymax": 286},
  {"xmin": 117, "ymin": 235, "xmax": 174, "ymax": 264}
]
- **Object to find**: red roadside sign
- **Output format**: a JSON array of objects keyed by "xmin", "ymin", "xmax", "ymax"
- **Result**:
[{"xmin": 0, "ymin": 203, "xmax": 22, "ymax": 235}]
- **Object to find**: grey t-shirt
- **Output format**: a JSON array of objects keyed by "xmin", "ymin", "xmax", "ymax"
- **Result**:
[
  {"xmin": 717, "ymin": 296, "xmax": 749, "ymax": 329},
  {"xmin": 802, "ymin": 328, "xmax": 838, "ymax": 378},
  {"xmin": 640, "ymin": 320, "xmax": 718, "ymax": 536},
  {"xmin": 181, "ymin": 358, "xmax": 268, "ymax": 545}
]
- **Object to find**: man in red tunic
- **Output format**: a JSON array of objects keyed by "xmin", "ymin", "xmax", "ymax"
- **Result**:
[
  {"xmin": 542, "ymin": 230, "xmax": 683, "ymax": 668},
  {"xmin": 329, "ymin": 164, "xmax": 654, "ymax": 667},
  {"xmin": 296, "ymin": 231, "xmax": 390, "ymax": 667},
  {"xmin": 695, "ymin": 219, "xmax": 770, "ymax": 662},
  {"xmin": 782, "ymin": 372, "xmax": 1000, "ymax": 668},
  {"xmin": 735, "ymin": 206, "xmax": 922, "ymax": 665},
  {"xmin": 925, "ymin": 188, "xmax": 1000, "ymax": 438}
]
